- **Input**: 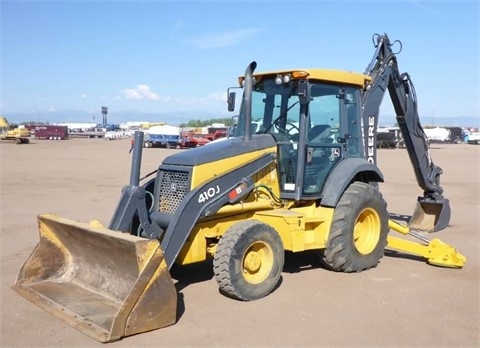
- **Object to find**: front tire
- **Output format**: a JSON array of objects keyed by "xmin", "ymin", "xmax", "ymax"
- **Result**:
[
  {"xmin": 214, "ymin": 220, "xmax": 284, "ymax": 301},
  {"xmin": 322, "ymin": 181, "xmax": 388, "ymax": 272}
]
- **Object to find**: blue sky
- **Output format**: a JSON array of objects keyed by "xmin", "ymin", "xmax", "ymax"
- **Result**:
[{"xmin": 1, "ymin": 0, "xmax": 479, "ymax": 125}]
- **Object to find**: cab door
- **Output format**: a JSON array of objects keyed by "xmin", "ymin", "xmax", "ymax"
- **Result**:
[{"xmin": 296, "ymin": 84, "xmax": 361, "ymax": 198}]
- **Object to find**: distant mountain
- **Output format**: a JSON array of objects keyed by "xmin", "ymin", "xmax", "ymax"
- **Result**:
[
  {"xmin": 4, "ymin": 109, "xmax": 478, "ymax": 128},
  {"xmin": 4, "ymin": 108, "xmax": 234, "ymax": 126}
]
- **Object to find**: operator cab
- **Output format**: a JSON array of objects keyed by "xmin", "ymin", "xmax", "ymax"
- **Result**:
[{"xmin": 229, "ymin": 70, "xmax": 364, "ymax": 201}]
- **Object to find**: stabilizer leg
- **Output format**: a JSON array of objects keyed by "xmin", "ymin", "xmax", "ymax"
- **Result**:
[{"xmin": 387, "ymin": 219, "xmax": 465, "ymax": 268}]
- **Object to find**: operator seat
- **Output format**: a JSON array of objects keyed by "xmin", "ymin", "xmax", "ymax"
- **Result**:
[{"xmin": 272, "ymin": 132, "xmax": 296, "ymax": 191}]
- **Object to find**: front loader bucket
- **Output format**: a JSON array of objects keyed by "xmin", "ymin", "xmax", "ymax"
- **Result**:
[
  {"xmin": 12, "ymin": 214, "xmax": 177, "ymax": 343},
  {"xmin": 408, "ymin": 197, "xmax": 451, "ymax": 232}
]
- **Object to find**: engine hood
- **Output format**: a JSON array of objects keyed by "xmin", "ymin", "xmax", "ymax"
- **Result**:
[{"xmin": 162, "ymin": 134, "xmax": 276, "ymax": 166}]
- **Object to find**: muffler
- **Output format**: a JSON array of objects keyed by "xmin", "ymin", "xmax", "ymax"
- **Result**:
[
  {"xmin": 408, "ymin": 197, "xmax": 451, "ymax": 232},
  {"xmin": 12, "ymin": 214, "xmax": 177, "ymax": 343}
]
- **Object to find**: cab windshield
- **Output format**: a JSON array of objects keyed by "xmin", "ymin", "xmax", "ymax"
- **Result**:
[
  {"xmin": 234, "ymin": 77, "xmax": 360, "ymax": 150},
  {"xmin": 234, "ymin": 78, "xmax": 300, "ymax": 140}
]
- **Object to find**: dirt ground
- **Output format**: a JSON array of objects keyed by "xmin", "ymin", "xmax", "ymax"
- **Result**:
[{"xmin": 1, "ymin": 137, "xmax": 479, "ymax": 347}]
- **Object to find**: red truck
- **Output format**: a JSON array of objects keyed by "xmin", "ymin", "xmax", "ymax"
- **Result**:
[
  {"xmin": 205, "ymin": 127, "xmax": 227, "ymax": 141},
  {"xmin": 26, "ymin": 125, "xmax": 69, "ymax": 140}
]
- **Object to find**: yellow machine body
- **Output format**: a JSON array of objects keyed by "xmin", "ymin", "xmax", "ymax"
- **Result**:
[
  {"xmin": 0, "ymin": 116, "xmax": 31, "ymax": 143},
  {"xmin": 13, "ymin": 51, "xmax": 465, "ymax": 343}
]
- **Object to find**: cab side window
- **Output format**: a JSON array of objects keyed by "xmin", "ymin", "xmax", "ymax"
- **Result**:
[
  {"xmin": 308, "ymin": 85, "xmax": 339, "ymax": 140},
  {"xmin": 345, "ymin": 88, "xmax": 361, "ymax": 157}
]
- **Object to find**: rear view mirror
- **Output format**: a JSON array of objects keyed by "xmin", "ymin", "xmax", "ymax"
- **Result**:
[
  {"xmin": 297, "ymin": 80, "xmax": 310, "ymax": 105},
  {"xmin": 227, "ymin": 91, "xmax": 236, "ymax": 112}
]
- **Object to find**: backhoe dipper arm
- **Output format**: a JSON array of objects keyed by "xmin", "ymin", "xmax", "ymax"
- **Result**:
[
  {"xmin": 362, "ymin": 34, "xmax": 450, "ymax": 232},
  {"xmin": 362, "ymin": 34, "xmax": 446, "ymax": 201}
]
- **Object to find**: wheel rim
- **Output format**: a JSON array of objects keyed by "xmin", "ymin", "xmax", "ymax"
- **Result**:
[
  {"xmin": 242, "ymin": 241, "xmax": 274, "ymax": 284},
  {"xmin": 353, "ymin": 208, "xmax": 381, "ymax": 255}
]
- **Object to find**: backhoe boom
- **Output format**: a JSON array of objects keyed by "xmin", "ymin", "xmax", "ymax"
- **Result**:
[{"xmin": 362, "ymin": 34, "xmax": 450, "ymax": 232}]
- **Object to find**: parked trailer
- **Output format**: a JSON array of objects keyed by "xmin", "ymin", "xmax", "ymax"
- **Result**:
[
  {"xmin": 69, "ymin": 131, "xmax": 105, "ymax": 138},
  {"xmin": 424, "ymin": 127, "xmax": 463, "ymax": 144},
  {"xmin": 144, "ymin": 125, "xmax": 181, "ymax": 148},
  {"xmin": 144, "ymin": 133, "xmax": 181, "ymax": 148},
  {"xmin": 26, "ymin": 125, "xmax": 69, "ymax": 140},
  {"xmin": 376, "ymin": 128, "xmax": 401, "ymax": 148}
]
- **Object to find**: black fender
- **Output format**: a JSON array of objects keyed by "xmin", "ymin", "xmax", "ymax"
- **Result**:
[{"xmin": 321, "ymin": 157, "xmax": 384, "ymax": 208}]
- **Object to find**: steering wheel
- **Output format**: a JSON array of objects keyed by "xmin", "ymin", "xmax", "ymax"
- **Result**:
[
  {"xmin": 285, "ymin": 122, "xmax": 299, "ymax": 135},
  {"xmin": 274, "ymin": 122, "xmax": 299, "ymax": 139}
]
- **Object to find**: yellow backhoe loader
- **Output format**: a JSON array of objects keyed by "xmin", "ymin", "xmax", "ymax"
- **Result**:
[{"xmin": 13, "ymin": 33, "xmax": 466, "ymax": 343}]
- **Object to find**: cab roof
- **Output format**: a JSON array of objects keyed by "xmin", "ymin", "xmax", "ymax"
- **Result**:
[{"xmin": 239, "ymin": 69, "xmax": 372, "ymax": 87}]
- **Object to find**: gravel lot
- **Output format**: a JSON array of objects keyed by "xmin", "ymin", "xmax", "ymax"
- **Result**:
[{"xmin": 1, "ymin": 137, "xmax": 478, "ymax": 347}]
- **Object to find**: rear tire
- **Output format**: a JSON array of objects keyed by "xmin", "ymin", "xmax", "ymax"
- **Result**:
[
  {"xmin": 214, "ymin": 220, "xmax": 284, "ymax": 301},
  {"xmin": 322, "ymin": 181, "xmax": 388, "ymax": 272}
]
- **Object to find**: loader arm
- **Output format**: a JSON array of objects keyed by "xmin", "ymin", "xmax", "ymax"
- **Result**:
[
  {"xmin": 108, "ymin": 131, "xmax": 164, "ymax": 240},
  {"xmin": 361, "ymin": 33, "xmax": 450, "ymax": 231}
]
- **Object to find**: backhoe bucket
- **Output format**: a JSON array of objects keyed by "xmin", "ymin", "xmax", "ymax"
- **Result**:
[
  {"xmin": 408, "ymin": 197, "xmax": 451, "ymax": 232},
  {"xmin": 12, "ymin": 214, "xmax": 177, "ymax": 343}
]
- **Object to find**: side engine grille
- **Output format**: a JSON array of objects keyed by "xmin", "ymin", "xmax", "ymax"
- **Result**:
[{"xmin": 157, "ymin": 169, "xmax": 190, "ymax": 214}]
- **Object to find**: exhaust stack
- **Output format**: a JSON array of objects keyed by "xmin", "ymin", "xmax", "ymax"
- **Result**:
[{"xmin": 243, "ymin": 61, "xmax": 257, "ymax": 141}]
